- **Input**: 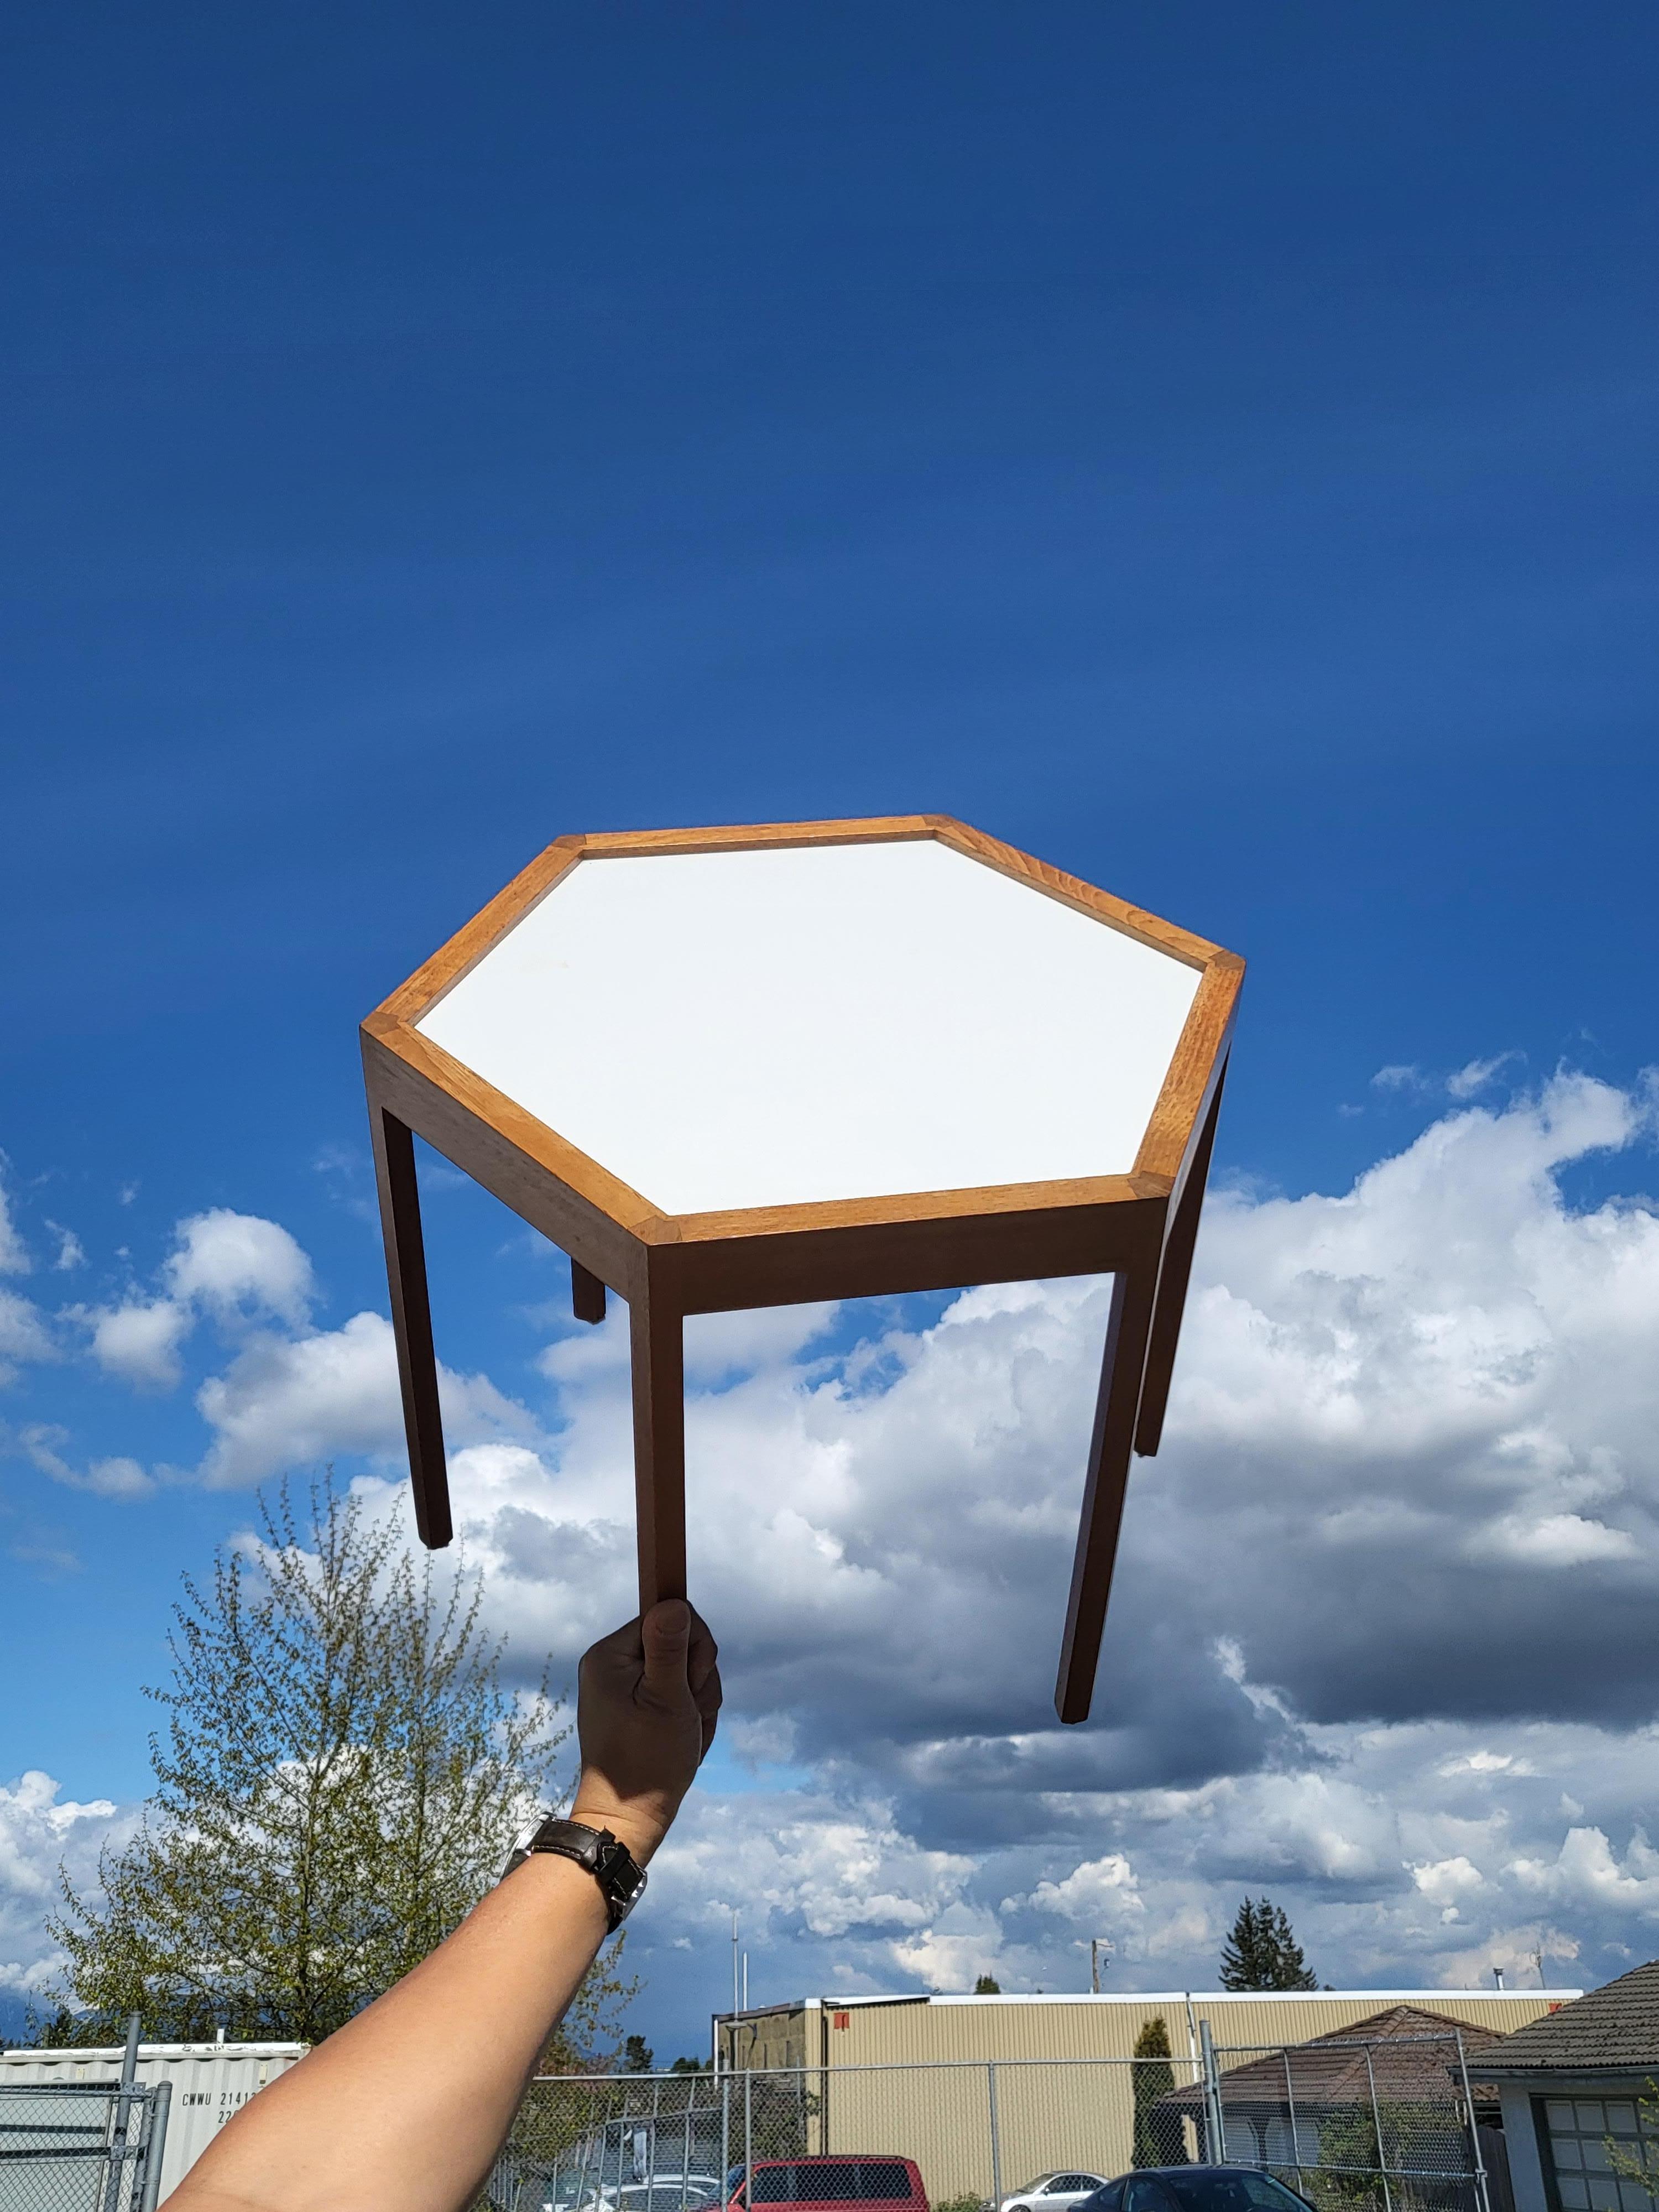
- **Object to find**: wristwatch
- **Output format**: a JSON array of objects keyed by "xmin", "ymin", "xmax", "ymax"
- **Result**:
[{"xmin": 501, "ymin": 1815, "xmax": 648, "ymax": 1931}]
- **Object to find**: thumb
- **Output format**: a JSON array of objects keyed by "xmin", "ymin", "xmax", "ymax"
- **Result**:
[{"xmin": 640, "ymin": 1599, "xmax": 691, "ymax": 1700}]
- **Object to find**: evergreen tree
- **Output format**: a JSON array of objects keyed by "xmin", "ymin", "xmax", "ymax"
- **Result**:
[
  {"xmin": 973, "ymin": 1974, "xmax": 1001, "ymax": 1994},
  {"xmin": 1131, "ymin": 2016, "xmax": 1182, "ymax": 2167},
  {"xmin": 1218, "ymin": 1897, "xmax": 1319, "ymax": 1991},
  {"xmin": 39, "ymin": 1477, "xmax": 633, "ymax": 2051}
]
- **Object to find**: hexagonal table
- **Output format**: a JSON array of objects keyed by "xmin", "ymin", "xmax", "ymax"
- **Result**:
[{"xmin": 361, "ymin": 816, "xmax": 1242, "ymax": 1722}]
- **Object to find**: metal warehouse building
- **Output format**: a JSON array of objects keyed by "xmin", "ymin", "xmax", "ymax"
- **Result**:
[{"xmin": 713, "ymin": 1989, "xmax": 1568, "ymax": 2204}]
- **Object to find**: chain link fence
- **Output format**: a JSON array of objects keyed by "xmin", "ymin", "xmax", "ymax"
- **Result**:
[
  {"xmin": 1199, "ymin": 2034, "xmax": 1495, "ymax": 2212},
  {"xmin": 482, "ymin": 2034, "xmax": 1493, "ymax": 2212},
  {"xmin": 0, "ymin": 2080, "xmax": 173, "ymax": 2212}
]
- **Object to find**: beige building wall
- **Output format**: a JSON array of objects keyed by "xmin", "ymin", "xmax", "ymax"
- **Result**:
[{"xmin": 717, "ymin": 1990, "xmax": 1569, "ymax": 2208}]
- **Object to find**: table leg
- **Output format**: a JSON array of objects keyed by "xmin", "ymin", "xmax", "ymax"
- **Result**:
[
  {"xmin": 630, "ymin": 1276, "xmax": 688, "ymax": 1613},
  {"xmin": 571, "ymin": 1259, "xmax": 607, "ymax": 1324},
  {"xmin": 1054, "ymin": 1256, "xmax": 1159, "ymax": 1724},
  {"xmin": 1134, "ymin": 1057, "xmax": 1227, "ymax": 1458},
  {"xmin": 368, "ymin": 1103, "xmax": 451, "ymax": 1549}
]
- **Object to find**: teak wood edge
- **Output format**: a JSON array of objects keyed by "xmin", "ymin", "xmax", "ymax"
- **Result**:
[
  {"xmin": 1133, "ymin": 953, "xmax": 1245, "ymax": 1186},
  {"xmin": 369, "ymin": 1011, "xmax": 1181, "ymax": 1252}
]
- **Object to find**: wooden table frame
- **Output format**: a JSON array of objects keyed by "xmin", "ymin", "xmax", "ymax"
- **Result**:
[{"xmin": 361, "ymin": 815, "xmax": 1241, "ymax": 1724}]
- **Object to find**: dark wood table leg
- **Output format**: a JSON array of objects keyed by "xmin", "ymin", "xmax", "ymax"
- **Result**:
[
  {"xmin": 368, "ymin": 1103, "xmax": 452, "ymax": 1549},
  {"xmin": 1134, "ymin": 1057, "xmax": 1227, "ymax": 1459},
  {"xmin": 1054, "ymin": 1255, "xmax": 1160, "ymax": 1724},
  {"xmin": 629, "ymin": 1271, "xmax": 687, "ymax": 1614},
  {"xmin": 571, "ymin": 1259, "xmax": 607, "ymax": 1324}
]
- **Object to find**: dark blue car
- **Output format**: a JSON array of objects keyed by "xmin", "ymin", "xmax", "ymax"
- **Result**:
[{"xmin": 1081, "ymin": 2170, "xmax": 1314, "ymax": 2212}]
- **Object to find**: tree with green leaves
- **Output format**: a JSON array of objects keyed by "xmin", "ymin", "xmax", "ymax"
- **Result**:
[
  {"xmin": 1132, "ymin": 2015, "xmax": 1182, "ymax": 2167},
  {"xmin": 1218, "ymin": 1897, "xmax": 1319, "ymax": 1991},
  {"xmin": 974, "ymin": 1974, "xmax": 1002, "ymax": 1994},
  {"xmin": 38, "ymin": 1476, "xmax": 633, "ymax": 2053}
]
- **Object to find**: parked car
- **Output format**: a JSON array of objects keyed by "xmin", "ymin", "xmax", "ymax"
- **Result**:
[
  {"xmin": 616, "ymin": 2182, "xmax": 725, "ymax": 2212},
  {"xmin": 1001, "ymin": 2175, "xmax": 1115, "ymax": 2212},
  {"xmin": 722, "ymin": 2157, "xmax": 928, "ymax": 2211},
  {"xmin": 1079, "ymin": 2169, "xmax": 1314, "ymax": 2212}
]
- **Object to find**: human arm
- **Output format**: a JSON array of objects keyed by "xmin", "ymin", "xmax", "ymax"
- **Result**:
[{"xmin": 167, "ymin": 1599, "xmax": 721, "ymax": 2212}]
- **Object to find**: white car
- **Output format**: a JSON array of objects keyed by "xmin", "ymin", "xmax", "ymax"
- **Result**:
[{"xmin": 1001, "ymin": 2175, "xmax": 1113, "ymax": 2212}]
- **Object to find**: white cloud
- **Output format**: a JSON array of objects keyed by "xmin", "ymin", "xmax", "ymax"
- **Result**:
[
  {"xmin": 0, "ymin": 1179, "xmax": 29, "ymax": 1274},
  {"xmin": 46, "ymin": 1223, "xmax": 85, "ymax": 1271},
  {"xmin": 1447, "ymin": 1053, "xmax": 1521, "ymax": 1100},
  {"xmin": 194, "ymin": 1311, "xmax": 536, "ymax": 1488},
  {"xmin": 1410, "ymin": 1857, "xmax": 1487, "ymax": 1905},
  {"xmin": 21, "ymin": 1427, "xmax": 155, "ymax": 1500},
  {"xmin": 165, "ymin": 1209, "xmax": 315, "ymax": 1326},
  {"xmin": 1506, "ymin": 1827, "xmax": 1659, "ymax": 1918},
  {"xmin": 1371, "ymin": 1064, "xmax": 1422, "ymax": 1092},
  {"xmin": 79, "ymin": 1209, "xmax": 315, "ymax": 1393},
  {"xmin": 0, "ymin": 1772, "xmax": 127, "ymax": 1999},
  {"xmin": 87, "ymin": 1297, "xmax": 191, "ymax": 1390},
  {"xmin": 651, "ymin": 1790, "xmax": 979, "ymax": 1961},
  {"xmin": 1024, "ymin": 1853, "xmax": 1145, "ymax": 1925},
  {"xmin": 0, "ymin": 1289, "xmax": 55, "ymax": 1385},
  {"xmin": 1480, "ymin": 1512, "xmax": 1639, "ymax": 1567}
]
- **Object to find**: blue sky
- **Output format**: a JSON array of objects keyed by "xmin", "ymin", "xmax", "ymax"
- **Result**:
[{"xmin": 3, "ymin": 3, "xmax": 1658, "ymax": 2058}]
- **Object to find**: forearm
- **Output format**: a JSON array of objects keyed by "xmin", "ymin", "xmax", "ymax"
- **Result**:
[{"xmin": 168, "ymin": 1852, "xmax": 608, "ymax": 2212}]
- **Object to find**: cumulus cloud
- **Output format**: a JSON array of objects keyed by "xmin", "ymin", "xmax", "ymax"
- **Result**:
[
  {"xmin": 195, "ymin": 1311, "xmax": 536, "ymax": 1487},
  {"xmin": 13, "ymin": 1072, "xmax": 1659, "ymax": 2031},
  {"xmin": 0, "ymin": 1772, "xmax": 127, "ymax": 1999},
  {"xmin": 81, "ymin": 1209, "xmax": 317, "ymax": 1391},
  {"xmin": 87, "ymin": 1297, "xmax": 191, "ymax": 1390},
  {"xmin": 430, "ymin": 1071, "xmax": 1659, "ymax": 2017},
  {"xmin": 165, "ymin": 1209, "xmax": 314, "ymax": 1326}
]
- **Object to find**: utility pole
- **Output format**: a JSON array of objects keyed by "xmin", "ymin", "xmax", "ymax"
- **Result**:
[
  {"xmin": 1091, "ymin": 1938, "xmax": 1111, "ymax": 1994},
  {"xmin": 733, "ymin": 1910, "xmax": 740, "ymax": 2016}
]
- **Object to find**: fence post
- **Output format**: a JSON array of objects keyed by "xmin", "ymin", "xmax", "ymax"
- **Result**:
[
  {"xmin": 1453, "ymin": 2031, "xmax": 1493, "ymax": 2212},
  {"xmin": 138, "ymin": 2084, "xmax": 171, "ymax": 2212},
  {"xmin": 1199, "ymin": 2021, "xmax": 1225, "ymax": 2166},
  {"xmin": 1281, "ymin": 2049, "xmax": 1306, "ymax": 2194},
  {"xmin": 1362, "ymin": 2044, "xmax": 1394, "ymax": 2212},
  {"xmin": 102, "ymin": 2011, "xmax": 143, "ymax": 2212},
  {"xmin": 987, "ymin": 2062, "xmax": 1004, "ymax": 2212},
  {"xmin": 721, "ymin": 2063, "xmax": 732, "ymax": 2206},
  {"xmin": 743, "ymin": 2047, "xmax": 754, "ymax": 2207}
]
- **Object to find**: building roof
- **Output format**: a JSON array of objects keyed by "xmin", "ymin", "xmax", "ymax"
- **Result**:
[
  {"xmin": 1463, "ymin": 1961, "xmax": 1659, "ymax": 2075},
  {"xmin": 1156, "ymin": 2005, "xmax": 1510, "ymax": 2114}
]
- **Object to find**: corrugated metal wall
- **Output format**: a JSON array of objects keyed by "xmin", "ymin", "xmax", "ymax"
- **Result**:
[
  {"xmin": 821, "ymin": 1992, "xmax": 1561, "ymax": 2069},
  {"xmin": 716, "ymin": 1992, "xmax": 1568, "ymax": 2205},
  {"xmin": 0, "ymin": 2042, "xmax": 305, "ymax": 2199}
]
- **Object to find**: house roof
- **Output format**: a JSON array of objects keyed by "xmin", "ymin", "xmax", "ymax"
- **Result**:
[
  {"xmin": 1157, "ymin": 2005, "xmax": 1509, "ymax": 2114},
  {"xmin": 1463, "ymin": 1962, "xmax": 1659, "ymax": 2075}
]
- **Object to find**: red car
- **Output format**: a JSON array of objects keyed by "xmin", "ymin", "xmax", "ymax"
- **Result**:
[{"xmin": 721, "ymin": 2158, "xmax": 929, "ymax": 2212}]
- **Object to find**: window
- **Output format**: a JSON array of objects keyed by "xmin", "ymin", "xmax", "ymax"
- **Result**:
[
  {"xmin": 1539, "ymin": 2096, "xmax": 1657, "ymax": 2212},
  {"xmin": 1124, "ymin": 2182, "xmax": 1183, "ymax": 2212},
  {"xmin": 1080, "ymin": 2188, "xmax": 1124, "ymax": 2212},
  {"xmin": 749, "ymin": 2167, "xmax": 915, "ymax": 2205},
  {"xmin": 1162, "ymin": 2174, "xmax": 1310, "ymax": 2212}
]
